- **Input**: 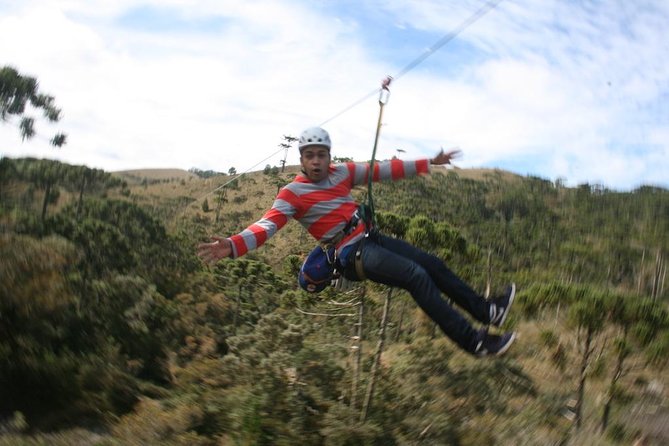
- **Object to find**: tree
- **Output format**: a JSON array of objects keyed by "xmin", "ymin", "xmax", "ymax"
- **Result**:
[
  {"xmin": 270, "ymin": 174, "xmax": 289, "ymax": 194},
  {"xmin": 90, "ymin": 274, "xmax": 174, "ymax": 384},
  {"xmin": 599, "ymin": 295, "xmax": 667, "ymax": 432},
  {"xmin": 567, "ymin": 287, "xmax": 606, "ymax": 429},
  {"xmin": 279, "ymin": 135, "xmax": 297, "ymax": 172},
  {"xmin": 48, "ymin": 197, "xmax": 197, "ymax": 299},
  {"xmin": 600, "ymin": 294, "xmax": 635, "ymax": 433},
  {"xmin": 0, "ymin": 234, "xmax": 141, "ymax": 426},
  {"xmin": 66, "ymin": 165, "xmax": 119, "ymax": 218},
  {"xmin": 15, "ymin": 158, "xmax": 65, "ymax": 224},
  {"xmin": 213, "ymin": 259, "xmax": 286, "ymax": 335},
  {"xmin": 360, "ymin": 287, "xmax": 392, "ymax": 422},
  {"xmin": 0, "ymin": 66, "xmax": 66, "ymax": 147},
  {"xmin": 214, "ymin": 189, "xmax": 227, "ymax": 223}
]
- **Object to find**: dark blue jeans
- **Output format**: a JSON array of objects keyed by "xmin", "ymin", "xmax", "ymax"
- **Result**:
[{"xmin": 342, "ymin": 232, "xmax": 489, "ymax": 353}]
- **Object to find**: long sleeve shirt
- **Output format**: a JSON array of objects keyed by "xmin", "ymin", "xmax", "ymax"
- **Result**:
[{"xmin": 227, "ymin": 158, "xmax": 431, "ymax": 258}]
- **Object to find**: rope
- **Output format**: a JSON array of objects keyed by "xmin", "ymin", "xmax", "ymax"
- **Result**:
[{"xmin": 366, "ymin": 77, "xmax": 391, "ymax": 226}]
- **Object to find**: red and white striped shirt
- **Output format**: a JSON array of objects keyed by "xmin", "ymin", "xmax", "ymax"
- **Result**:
[{"xmin": 228, "ymin": 158, "xmax": 430, "ymax": 258}]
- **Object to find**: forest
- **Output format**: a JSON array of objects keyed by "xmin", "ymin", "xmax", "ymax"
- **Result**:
[{"xmin": 0, "ymin": 156, "xmax": 667, "ymax": 445}]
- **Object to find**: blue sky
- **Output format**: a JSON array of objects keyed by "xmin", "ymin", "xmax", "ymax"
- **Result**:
[{"xmin": 1, "ymin": 0, "xmax": 667, "ymax": 190}]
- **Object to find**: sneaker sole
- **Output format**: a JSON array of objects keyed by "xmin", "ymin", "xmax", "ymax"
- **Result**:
[
  {"xmin": 494, "ymin": 332, "xmax": 517, "ymax": 356},
  {"xmin": 495, "ymin": 282, "xmax": 516, "ymax": 327}
]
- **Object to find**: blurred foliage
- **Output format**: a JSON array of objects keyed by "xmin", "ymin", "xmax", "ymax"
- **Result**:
[
  {"xmin": 0, "ymin": 66, "xmax": 67, "ymax": 147},
  {"xmin": 0, "ymin": 157, "xmax": 667, "ymax": 444}
]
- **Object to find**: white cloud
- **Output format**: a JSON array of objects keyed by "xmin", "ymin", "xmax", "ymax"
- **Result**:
[
  {"xmin": 0, "ymin": 0, "xmax": 667, "ymax": 190},
  {"xmin": 370, "ymin": 0, "xmax": 669, "ymax": 188}
]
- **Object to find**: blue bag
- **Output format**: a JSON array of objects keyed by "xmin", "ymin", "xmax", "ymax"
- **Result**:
[{"xmin": 298, "ymin": 245, "xmax": 336, "ymax": 293}]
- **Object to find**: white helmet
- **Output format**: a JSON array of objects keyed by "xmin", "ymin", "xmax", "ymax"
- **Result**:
[{"xmin": 298, "ymin": 127, "xmax": 331, "ymax": 152}]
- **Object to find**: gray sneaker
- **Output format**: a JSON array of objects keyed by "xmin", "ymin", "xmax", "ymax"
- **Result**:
[
  {"xmin": 474, "ymin": 329, "xmax": 516, "ymax": 357},
  {"xmin": 489, "ymin": 283, "xmax": 516, "ymax": 327}
]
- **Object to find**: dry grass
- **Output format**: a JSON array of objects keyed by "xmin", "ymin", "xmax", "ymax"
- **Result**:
[
  {"xmin": 103, "ymin": 163, "xmax": 669, "ymax": 444},
  {"xmin": 114, "ymin": 168, "xmax": 196, "ymax": 182},
  {"xmin": 432, "ymin": 165, "xmax": 526, "ymax": 184}
]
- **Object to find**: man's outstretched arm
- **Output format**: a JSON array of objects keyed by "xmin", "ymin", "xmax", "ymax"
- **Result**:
[
  {"xmin": 430, "ymin": 148, "xmax": 461, "ymax": 166},
  {"xmin": 197, "ymin": 236, "xmax": 233, "ymax": 264},
  {"xmin": 349, "ymin": 148, "xmax": 462, "ymax": 186},
  {"xmin": 198, "ymin": 190, "xmax": 296, "ymax": 263}
]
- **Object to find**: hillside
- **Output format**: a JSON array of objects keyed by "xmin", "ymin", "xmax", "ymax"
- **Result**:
[
  {"xmin": 0, "ymin": 156, "xmax": 667, "ymax": 445},
  {"xmin": 114, "ymin": 168, "xmax": 197, "ymax": 185}
]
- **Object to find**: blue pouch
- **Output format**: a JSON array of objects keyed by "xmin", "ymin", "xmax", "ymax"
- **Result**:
[{"xmin": 298, "ymin": 245, "xmax": 336, "ymax": 293}]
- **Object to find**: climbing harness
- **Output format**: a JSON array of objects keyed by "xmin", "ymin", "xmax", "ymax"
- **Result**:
[
  {"xmin": 303, "ymin": 75, "xmax": 389, "ymax": 292},
  {"xmin": 353, "ymin": 237, "xmax": 367, "ymax": 281}
]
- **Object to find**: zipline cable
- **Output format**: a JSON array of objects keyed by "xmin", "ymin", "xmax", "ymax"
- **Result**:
[
  {"xmin": 393, "ymin": 0, "xmax": 504, "ymax": 81},
  {"xmin": 366, "ymin": 78, "xmax": 391, "ymax": 227},
  {"xmin": 360, "ymin": 0, "xmax": 504, "ymax": 223},
  {"xmin": 320, "ymin": 0, "xmax": 504, "ymax": 126},
  {"xmin": 191, "ymin": 145, "xmax": 286, "ymax": 206},
  {"xmin": 196, "ymin": 0, "xmax": 505, "ymax": 207}
]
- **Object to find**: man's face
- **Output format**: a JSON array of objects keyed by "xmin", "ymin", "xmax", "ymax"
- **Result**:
[{"xmin": 300, "ymin": 146, "xmax": 330, "ymax": 182}]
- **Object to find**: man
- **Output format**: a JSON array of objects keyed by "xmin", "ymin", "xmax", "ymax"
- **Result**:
[{"xmin": 198, "ymin": 127, "xmax": 516, "ymax": 357}]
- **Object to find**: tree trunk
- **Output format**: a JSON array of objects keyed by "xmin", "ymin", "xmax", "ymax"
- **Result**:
[
  {"xmin": 350, "ymin": 287, "xmax": 365, "ymax": 409},
  {"xmin": 360, "ymin": 288, "xmax": 392, "ymax": 423},
  {"xmin": 637, "ymin": 248, "xmax": 646, "ymax": 294},
  {"xmin": 575, "ymin": 328, "xmax": 593, "ymax": 429},
  {"xmin": 77, "ymin": 177, "xmax": 86, "ymax": 218},
  {"xmin": 660, "ymin": 260, "xmax": 666, "ymax": 298},
  {"xmin": 394, "ymin": 298, "xmax": 406, "ymax": 342},
  {"xmin": 601, "ymin": 348, "xmax": 625, "ymax": 432},
  {"xmin": 41, "ymin": 182, "xmax": 51, "ymax": 223},
  {"xmin": 651, "ymin": 250, "xmax": 664, "ymax": 300},
  {"xmin": 651, "ymin": 250, "xmax": 659, "ymax": 300},
  {"xmin": 215, "ymin": 196, "xmax": 221, "ymax": 223},
  {"xmin": 233, "ymin": 284, "xmax": 242, "ymax": 334},
  {"xmin": 546, "ymin": 226, "xmax": 553, "ymax": 267}
]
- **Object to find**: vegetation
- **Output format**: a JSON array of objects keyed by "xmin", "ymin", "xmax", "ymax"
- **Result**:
[
  {"xmin": 0, "ymin": 157, "xmax": 667, "ymax": 445},
  {"xmin": 0, "ymin": 66, "xmax": 67, "ymax": 147}
]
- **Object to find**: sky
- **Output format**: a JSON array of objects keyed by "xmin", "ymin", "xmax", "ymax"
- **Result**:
[{"xmin": 1, "ymin": 0, "xmax": 667, "ymax": 191}]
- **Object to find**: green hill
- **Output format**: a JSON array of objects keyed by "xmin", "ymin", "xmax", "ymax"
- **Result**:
[{"xmin": 0, "ymin": 156, "xmax": 667, "ymax": 445}]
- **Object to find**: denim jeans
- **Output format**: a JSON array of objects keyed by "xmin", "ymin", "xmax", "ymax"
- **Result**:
[{"xmin": 341, "ymin": 232, "xmax": 489, "ymax": 353}]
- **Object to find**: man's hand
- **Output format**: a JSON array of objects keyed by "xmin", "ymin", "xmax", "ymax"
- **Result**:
[
  {"xmin": 430, "ymin": 148, "xmax": 462, "ymax": 166},
  {"xmin": 197, "ymin": 236, "xmax": 233, "ymax": 264}
]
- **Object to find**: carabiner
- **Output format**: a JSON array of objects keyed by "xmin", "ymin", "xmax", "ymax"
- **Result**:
[{"xmin": 379, "ymin": 75, "xmax": 392, "ymax": 105}]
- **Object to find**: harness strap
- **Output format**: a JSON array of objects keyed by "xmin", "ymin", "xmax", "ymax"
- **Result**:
[
  {"xmin": 366, "ymin": 77, "xmax": 391, "ymax": 228},
  {"xmin": 321, "ymin": 208, "xmax": 364, "ymax": 250},
  {"xmin": 318, "ymin": 208, "xmax": 370, "ymax": 281},
  {"xmin": 354, "ymin": 238, "xmax": 367, "ymax": 280}
]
